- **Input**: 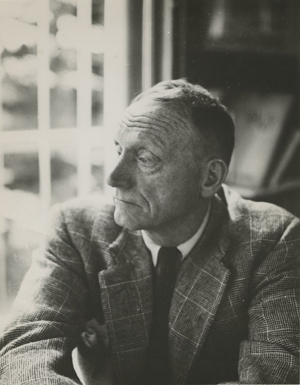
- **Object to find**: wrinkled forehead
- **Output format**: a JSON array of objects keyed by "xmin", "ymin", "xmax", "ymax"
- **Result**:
[{"xmin": 119, "ymin": 99, "xmax": 194, "ymax": 141}]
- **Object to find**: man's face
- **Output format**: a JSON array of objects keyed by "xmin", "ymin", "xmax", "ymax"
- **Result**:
[{"xmin": 107, "ymin": 99, "xmax": 207, "ymax": 233}]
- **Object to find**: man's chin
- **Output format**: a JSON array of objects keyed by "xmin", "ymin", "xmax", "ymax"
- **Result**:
[{"xmin": 113, "ymin": 210, "xmax": 144, "ymax": 231}]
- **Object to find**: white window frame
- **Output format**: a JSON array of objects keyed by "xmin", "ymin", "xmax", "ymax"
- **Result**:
[{"xmin": 0, "ymin": 0, "xmax": 134, "ymax": 317}]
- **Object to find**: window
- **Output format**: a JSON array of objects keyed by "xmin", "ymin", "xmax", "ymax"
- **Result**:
[{"xmin": 0, "ymin": 0, "xmax": 129, "ymax": 327}]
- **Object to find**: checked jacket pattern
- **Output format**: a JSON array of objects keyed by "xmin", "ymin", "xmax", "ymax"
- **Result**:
[{"xmin": 0, "ymin": 186, "xmax": 299, "ymax": 384}]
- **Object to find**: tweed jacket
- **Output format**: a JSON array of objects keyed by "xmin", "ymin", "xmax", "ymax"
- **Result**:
[{"xmin": 0, "ymin": 186, "xmax": 299, "ymax": 385}]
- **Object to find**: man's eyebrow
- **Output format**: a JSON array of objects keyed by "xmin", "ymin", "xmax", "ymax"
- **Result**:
[{"xmin": 115, "ymin": 133, "xmax": 165, "ymax": 151}]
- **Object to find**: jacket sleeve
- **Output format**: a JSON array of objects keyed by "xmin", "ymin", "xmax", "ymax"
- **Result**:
[
  {"xmin": 238, "ymin": 217, "xmax": 300, "ymax": 384},
  {"xmin": 0, "ymin": 204, "xmax": 90, "ymax": 385}
]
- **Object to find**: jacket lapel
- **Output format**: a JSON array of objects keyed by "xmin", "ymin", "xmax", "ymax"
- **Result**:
[
  {"xmin": 98, "ymin": 229, "xmax": 154, "ymax": 382},
  {"xmin": 169, "ymin": 195, "xmax": 231, "ymax": 384},
  {"xmin": 98, "ymin": 192, "xmax": 231, "ymax": 384}
]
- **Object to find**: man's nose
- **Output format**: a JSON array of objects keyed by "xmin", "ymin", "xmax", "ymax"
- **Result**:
[{"xmin": 106, "ymin": 155, "xmax": 134, "ymax": 189}]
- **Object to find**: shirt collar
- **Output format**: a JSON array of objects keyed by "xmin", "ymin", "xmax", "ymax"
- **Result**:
[{"xmin": 142, "ymin": 203, "xmax": 211, "ymax": 266}]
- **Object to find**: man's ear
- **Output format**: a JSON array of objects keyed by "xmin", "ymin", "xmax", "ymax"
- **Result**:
[{"xmin": 200, "ymin": 159, "xmax": 228, "ymax": 198}]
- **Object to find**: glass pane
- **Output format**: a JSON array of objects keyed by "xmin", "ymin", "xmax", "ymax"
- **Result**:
[
  {"xmin": 51, "ymin": 146, "xmax": 77, "ymax": 204},
  {"xmin": 92, "ymin": 0, "xmax": 104, "ymax": 26},
  {"xmin": 1, "ymin": 149, "xmax": 41, "ymax": 318},
  {"xmin": 0, "ymin": 1, "xmax": 38, "ymax": 131},
  {"xmin": 92, "ymin": 0, "xmax": 104, "ymax": 126},
  {"xmin": 92, "ymin": 53, "xmax": 104, "ymax": 126},
  {"xmin": 4, "ymin": 151, "xmax": 39, "ymax": 194},
  {"xmin": 50, "ymin": 0, "xmax": 77, "ymax": 128},
  {"xmin": 4, "ymin": 220, "xmax": 43, "ymax": 311},
  {"xmin": 91, "ymin": 146, "xmax": 104, "ymax": 195}
]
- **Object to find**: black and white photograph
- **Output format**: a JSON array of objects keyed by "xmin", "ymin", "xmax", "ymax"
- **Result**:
[{"xmin": 0, "ymin": 0, "xmax": 299, "ymax": 384}]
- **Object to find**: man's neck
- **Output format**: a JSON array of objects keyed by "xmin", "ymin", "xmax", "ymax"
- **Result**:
[{"xmin": 143, "ymin": 200, "xmax": 211, "ymax": 247}]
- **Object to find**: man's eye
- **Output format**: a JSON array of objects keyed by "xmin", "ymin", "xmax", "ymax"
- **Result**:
[
  {"xmin": 137, "ymin": 153, "xmax": 158, "ymax": 166},
  {"xmin": 138, "ymin": 156, "xmax": 150, "ymax": 164}
]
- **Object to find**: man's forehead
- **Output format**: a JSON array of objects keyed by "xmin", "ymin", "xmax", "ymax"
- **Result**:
[{"xmin": 119, "ymin": 99, "xmax": 191, "ymax": 138}]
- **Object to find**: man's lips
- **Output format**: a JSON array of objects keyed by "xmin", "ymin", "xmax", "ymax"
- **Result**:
[{"xmin": 114, "ymin": 197, "xmax": 140, "ymax": 207}]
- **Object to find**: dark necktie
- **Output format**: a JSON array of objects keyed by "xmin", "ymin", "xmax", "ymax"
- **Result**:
[{"xmin": 146, "ymin": 246, "xmax": 182, "ymax": 384}]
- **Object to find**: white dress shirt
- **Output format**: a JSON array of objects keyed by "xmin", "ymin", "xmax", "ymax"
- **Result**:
[{"xmin": 142, "ymin": 204, "xmax": 211, "ymax": 266}]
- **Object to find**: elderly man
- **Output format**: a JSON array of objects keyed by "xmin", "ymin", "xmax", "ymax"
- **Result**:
[{"xmin": 0, "ymin": 80, "xmax": 299, "ymax": 385}]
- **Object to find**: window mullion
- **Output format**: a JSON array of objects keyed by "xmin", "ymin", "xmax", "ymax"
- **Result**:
[
  {"xmin": 77, "ymin": 0, "xmax": 92, "ymax": 198},
  {"xmin": 142, "ymin": 0, "xmax": 155, "ymax": 90},
  {"xmin": 37, "ymin": 0, "xmax": 51, "ymax": 229},
  {"xmin": 0, "ymin": 61, "xmax": 7, "ymax": 315},
  {"xmin": 161, "ymin": 0, "xmax": 174, "ymax": 80}
]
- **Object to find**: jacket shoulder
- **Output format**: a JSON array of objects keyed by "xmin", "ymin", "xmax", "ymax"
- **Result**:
[
  {"xmin": 49, "ymin": 196, "xmax": 121, "ymax": 245},
  {"xmin": 223, "ymin": 185, "xmax": 299, "ymax": 243}
]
